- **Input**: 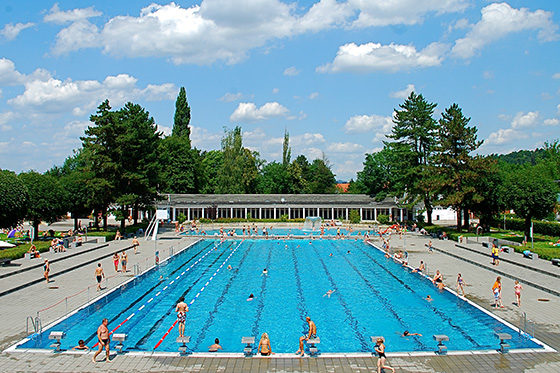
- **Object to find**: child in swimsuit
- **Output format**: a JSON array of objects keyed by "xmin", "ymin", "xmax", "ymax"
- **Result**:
[{"xmin": 514, "ymin": 280, "xmax": 523, "ymax": 306}]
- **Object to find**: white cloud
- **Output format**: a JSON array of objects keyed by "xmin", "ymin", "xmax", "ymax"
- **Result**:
[
  {"xmin": 230, "ymin": 101, "xmax": 289, "ymax": 122},
  {"xmin": 6, "ymin": 64, "xmax": 177, "ymax": 115},
  {"xmin": 327, "ymin": 142, "xmax": 364, "ymax": 153},
  {"xmin": 557, "ymin": 104, "xmax": 560, "ymax": 115},
  {"xmin": 452, "ymin": 3, "xmax": 559, "ymax": 59},
  {"xmin": 272, "ymin": 88, "xmax": 279, "ymax": 94},
  {"xmin": 552, "ymin": 73, "xmax": 560, "ymax": 79},
  {"xmin": 486, "ymin": 128, "xmax": 526, "ymax": 145},
  {"xmin": 292, "ymin": 133, "xmax": 325, "ymax": 146},
  {"xmin": 1, "ymin": 22, "xmax": 34, "ymax": 40},
  {"xmin": 511, "ymin": 111, "xmax": 539, "ymax": 129},
  {"xmin": 190, "ymin": 125, "xmax": 222, "ymax": 149},
  {"xmin": 390, "ymin": 84, "xmax": 415, "ymax": 99},
  {"xmin": 0, "ymin": 58, "xmax": 25, "ymax": 85},
  {"xmin": 448, "ymin": 18, "xmax": 470, "ymax": 32},
  {"xmin": 344, "ymin": 114, "xmax": 392, "ymax": 134},
  {"xmin": 309, "ymin": 92, "xmax": 319, "ymax": 100},
  {"xmin": 219, "ymin": 92, "xmax": 244, "ymax": 102},
  {"xmin": 44, "ymin": 4, "xmax": 102, "ymax": 24},
  {"xmin": 349, "ymin": 0, "xmax": 468, "ymax": 28},
  {"xmin": 544, "ymin": 118, "xmax": 559, "ymax": 126},
  {"xmin": 48, "ymin": 1, "xmax": 468, "ymax": 65},
  {"xmin": 283, "ymin": 66, "xmax": 300, "ymax": 76},
  {"xmin": 318, "ymin": 42, "xmax": 447, "ymax": 73},
  {"xmin": 0, "ymin": 112, "xmax": 15, "ymax": 131}
]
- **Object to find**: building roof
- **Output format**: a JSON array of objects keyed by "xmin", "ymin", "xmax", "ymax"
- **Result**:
[{"xmin": 158, "ymin": 194, "xmax": 399, "ymax": 208}]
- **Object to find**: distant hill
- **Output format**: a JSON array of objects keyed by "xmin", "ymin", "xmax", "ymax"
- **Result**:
[{"xmin": 491, "ymin": 148, "xmax": 547, "ymax": 165}]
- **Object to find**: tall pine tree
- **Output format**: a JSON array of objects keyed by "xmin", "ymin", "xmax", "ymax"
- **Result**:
[{"xmin": 172, "ymin": 87, "xmax": 191, "ymax": 142}]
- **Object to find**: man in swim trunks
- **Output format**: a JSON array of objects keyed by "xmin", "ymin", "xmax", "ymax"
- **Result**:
[
  {"xmin": 176, "ymin": 297, "xmax": 189, "ymax": 338},
  {"xmin": 296, "ymin": 316, "xmax": 317, "ymax": 356},
  {"xmin": 121, "ymin": 251, "xmax": 127, "ymax": 272},
  {"xmin": 132, "ymin": 236, "xmax": 139, "ymax": 254},
  {"xmin": 92, "ymin": 318, "xmax": 110, "ymax": 363},
  {"xmin": 95, "ymin": 263, "xmax": 105, "ymax": 291},
  {"xmin": 432, "ymin": 270, "xmax": 444, "ymax": 289},
  {"xmin": 43, "ymin": 259, "xmax": 50, "ymax": 284}
]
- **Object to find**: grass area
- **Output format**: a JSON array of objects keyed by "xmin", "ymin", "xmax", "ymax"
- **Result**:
[
  {"xmin": 423, "ymin": 225, "xmax": 560, "ymax": 261},
  {"xmin": 0, "ymin": 240, "xmax": 51, "ymax": 261}
]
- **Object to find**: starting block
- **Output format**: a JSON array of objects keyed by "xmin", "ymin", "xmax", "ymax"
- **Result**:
[
  {"xmin": 48, "ymin": 331, "xmax": 66, "ymax": 352},
  {"xmin": 307, "ymin": 337, "xmax": 320, "ymax": 356},
  {"xmin": 112, "ymin": 333, "xmax": 127, "ymax": 353},
  {"xmin": 433, "ymin": 334, "xmax": 449, "ymax": 355},
  {"xmin": 495, "ymin": 333, "xmax": 512, "ymax": 353},
  {"xmin": 176, "ymin": 336, "xmax": 191, "ymax": 354},
  {"xmin": 242, "ymin": 336, "xmax": 255, "ymax": 356}
]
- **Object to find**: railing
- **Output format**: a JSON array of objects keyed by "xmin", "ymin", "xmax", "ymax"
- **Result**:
[
  {"xmin": 31, "ymin": 245, "xmax": 177, "ymax": 335},
  {"xmin": 519, "ymin": 312, "xmax": 535, "ymax": 339}
]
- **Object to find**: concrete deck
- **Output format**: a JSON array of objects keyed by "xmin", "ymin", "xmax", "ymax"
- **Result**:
[{"xmin": 1, "ymin": 228, "xmax": 559, "ymax": 372}]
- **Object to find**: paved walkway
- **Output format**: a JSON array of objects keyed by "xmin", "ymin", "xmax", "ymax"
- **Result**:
[{"xmin": 1, "ymin": 229, "xmax": 559, "ymax": 372}]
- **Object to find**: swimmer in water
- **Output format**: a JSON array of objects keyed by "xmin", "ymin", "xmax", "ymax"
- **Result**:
[
  {"xmin": 227, "ymin": 265, "xmax": 232, "ymax": 270},
  {"xmin": 262, "ymin": 268, "xmax": 268, "ymax": 276},
  {"xmin": 425, "ymin": 295, "xmax": 433, "ymax": 302},
  {"xmin": 247, "ymin": 293, "xmax": 255, "ymax": 301},
  {"xmin": 323, "ymin": 290, "xmax": 335, "ymax": 298},
  {"xmin": 402, "ymin": 330, "xmax": 422, "ymax": 337}
]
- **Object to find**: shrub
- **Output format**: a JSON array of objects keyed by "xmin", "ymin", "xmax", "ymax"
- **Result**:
[
  {"xmin": 349, "ymin": 210, "xmax": 361, "ymax": 224},
  {"xmin": 503, "ymin": 217, "xmax": 560, "ymax": 237},
  {"xmin": 280, "ymin": 214, "xmax": 289, "ymax": 222},
  {"xmin": 177, "ymin": 213, "xmax": 187, "ymax": 224},
  {"xmin": 377, "ymin": 214, "xmax": 390, "ymax": 224}
]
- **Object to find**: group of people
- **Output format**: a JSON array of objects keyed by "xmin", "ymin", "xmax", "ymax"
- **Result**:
[{"xmin": 112, "ymin": 251, "xmax": 128, "ymax": 272}]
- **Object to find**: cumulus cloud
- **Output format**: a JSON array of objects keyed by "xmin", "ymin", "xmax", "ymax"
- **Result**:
[
  {"xmin": 230, "ymin": 101, "xmax": 289, "ymax": 122},
  {"xmin": 44, "ymin": 4, "xmax": 102, "ymax": 24},
  {"xmin": 486, "ymin": 128, "xmax": 527, "ymax": 145},
  {"xmin": 344, "ymin": 114, "xmax": 392, "ymax": 135},
  {"xmin": 1, "ymin": 22, "xmax": 34, "ymax": 40},
  {"xmin": 390, "ymin": 84, "xmax": 415, "ymax": 99},
  {"xmin": 327, "ymin": 142, "xmax": 364, "ymax": 153},
  {"xmin": 553, "ymin": 73, "xmax": 560, "ymax": 79},
  {"xmin": 544, "ymin": 118, "xmax": 559, "ymax": 126},
  {"xmin": 349, "ymin": 0, "xmax": 469, "ymax": 28},
  {"xmin": 0, "ymin": 112, "xmax": 15, "ymax": 131},
  {"xmin": 0, "ymin": 58, "xmax": 25, "ymax": 85},
  {"xmin": 317, "ymin": 42, "xmax": 447, "ymax": 73},
  {"xmin": 283, "ymin": 66, "xmax": 300, "ymax": 76},
  {"xmin": 511, "ymin": 111, "xmax": 539, "ymax": 129},
  {"xmin": 309, "ymin": 92, "xmax": 319, "ymax": 100},
  {"xmin": 452, "ymin": 3, "xmax": 559, "ymax": 59},
  {"xmin": 190, "ymin": 125, "xmax": 222, "ymax": 149},
  {"xmin": 48, "ymin": 1, "xmax": 468, "ymax": 65},
  {"xmin": 292, "ymin": 132, "xmax": 325, "ymax": 146}
]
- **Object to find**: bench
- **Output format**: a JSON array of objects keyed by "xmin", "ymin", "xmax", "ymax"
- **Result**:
[
  {"xmin": 241, "ymin": 336, "xmax": 255, "ymax": 356},
  {"xmin": 113, "ymin": 333, "xmax": 127, "ymax": 353},
  {"xmin": 433, "ymin": 334, "xmax": 449, "ymax": 355},
  {"xmin": 0, "ymin": 258, "xmax": 11, "ymax": 266},
  {"xmin": 307, "ymin": 337, "xmax": 320, "ymax": 356},
  {"xmin": 495, "ymin": 332, "xmax": 512, "ymax": 353},
  {"xmin": 501, "ymin": 246, "xmax": 512, "ymax": 254},
  {"xmin": 176, "ymin": 336, "xmax": 191, "ymax": 354},
  {"xmin": 48, "ymin": 331, "xmax": 66, "ymax": 352},
  {"xmin": 552, "ymin": 259, "xmax": 560, "ymax": 267}
]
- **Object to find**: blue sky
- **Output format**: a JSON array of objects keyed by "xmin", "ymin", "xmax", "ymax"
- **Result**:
[{"xmin": 1, "ymin": 0, "xmax": 559, "ymax": 180}]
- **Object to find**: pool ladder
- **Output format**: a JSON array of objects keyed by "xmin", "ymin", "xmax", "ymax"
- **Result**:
[{"xmin": 26, "ymin": 315, "xmax": 42, "ymax": 335}]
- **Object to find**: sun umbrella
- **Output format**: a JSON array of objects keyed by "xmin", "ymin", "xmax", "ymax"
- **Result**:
[{"xmin": 0, "ymin": 241, "xmax": 15, "ymax": 248}]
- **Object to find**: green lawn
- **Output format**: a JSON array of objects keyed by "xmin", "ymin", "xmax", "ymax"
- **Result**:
[{"xmin": 424, "ymin": 226, "xmax": 560, "ymax": 261}]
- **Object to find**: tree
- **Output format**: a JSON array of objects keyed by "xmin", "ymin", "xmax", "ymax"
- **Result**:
[
  {"xmin": 308, "ymin": 159, "xmax": 336, "ymax": 193},
  {"xmin": 258, "ymin": 162, "xmax": 290, "ymax": 193},
  {"xmin": 354, "ymin": 147, "xmax": 396, "ymax": 200},
  {"xmin": 435, "ymin": 103, "xmax": 483, "ymax": 231},
  {"xmin": 0, "ymin": 170, "xmax": 28, "ymax": 228},
  {"xmin": 467, "ymin": 158, "xmax": 505, "ymax": 232},
  {"xmin": 503, "ymin": 165, "xmax": 558, "ymax": 238},
  {"xmin": 159, "ymin": 136, "xmax": 200, "ymax": 194},
  {"xmin": 113, "ymin": 102, "xmax": 162, "ymax": 230},
  {"xmin": 385, "ymin": 92, "xmax": 438, "ymax": 224},
  {"xmin": 19, "ymin": 171, "xmax": 66, "ymax": 235},
  {"xmin": 82, "ymin": 100, "xmax": 119, "ymax": 230},
  {"xmin": 216, "ymin": 126, "xmax": 259, "ymax": 193},
  {"xmin": 200, "ymin": 150, "xmax": 224, "ymax": 193},
  {"xmin": 172, "ymin": 87, "xmax": 191, "ymax": 141},
  {"xmin": 282, "ymin": 129, "xmax": 291, "ymax": 166},
  {"xmin": 48, "ymin": 150, "xmax": 92, "ymax": 230}
]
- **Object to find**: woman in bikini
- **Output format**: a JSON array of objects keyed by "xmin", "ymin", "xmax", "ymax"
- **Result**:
[{"xmin": 258, "ymin": 332, "xmax": 273, "ymax": 356}]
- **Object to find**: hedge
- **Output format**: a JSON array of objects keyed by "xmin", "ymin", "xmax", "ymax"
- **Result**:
[
  {"xmin": 503, "ymin": 217, "xmax": 560, "ymax": 237},
  {"xmin": 198, "ymin": 218, "xmax": 306, "ymax": 224}
]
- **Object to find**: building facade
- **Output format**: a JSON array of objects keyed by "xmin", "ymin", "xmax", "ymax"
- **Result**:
[{"xmin": 157, "ymin": 194, "xmax": 409, "ymax": 222}]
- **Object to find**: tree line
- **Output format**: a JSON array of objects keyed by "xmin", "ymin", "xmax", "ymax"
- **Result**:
[
  {"xmin": 348, "ymin": 92, "xmax": 560, "ymax": 237},
  {"xmin": 0, "ymin": 87, "xmax": 336, "ymax": 232}
]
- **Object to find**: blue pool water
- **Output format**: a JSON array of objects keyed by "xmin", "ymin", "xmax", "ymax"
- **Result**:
[
  {"xmin": 180, "ymin": 227, "xmax": 373, "ymax": 236},
  {"xmin": 19, "ymin": 239, "xmax": 541, "ymax": 354}
]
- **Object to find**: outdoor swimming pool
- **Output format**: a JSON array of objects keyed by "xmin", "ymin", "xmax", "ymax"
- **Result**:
[
  {"xmin": 17, "ymin": 238, "xmax": 543, "ymax": 354},
  {"xmin": 180, "ymin": 227, "xmax": 373, "ymax": 236}
]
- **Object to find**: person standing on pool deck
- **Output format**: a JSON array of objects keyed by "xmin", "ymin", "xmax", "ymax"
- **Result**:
[
  {"xmin": 112, "ymin": 253, "xmax": 119, "ymax": 272},
  {"xmin": 375, "ymin": 338, "xmax": 395, "ymax": 373},
  {"xmin": 121, "ymin": 251, "xmax": 127, "ymax": 272},
  {"xmin": 456, "ymin": 273, "xmax": 466, "ymax": 296},
  {"xmin": 175, "ymin": 297, "xmax": 189, "ymax": 338},
  {"xmin": 514, "ymin": 280, "xmax": 523, "ymax": 306},
  {"xmin": 43, "ymin": 259, "xmax": 50, "ymax": 284},
  {"xmin": 92, "ymin": 318, "xmax": 110, "ymax": 363},
  {"xmin": 492, "ymin": 276, "xmax": 504, "ymax": 308},
  {"xmin": 296, "ymin": 316, "xmax": 316, "ymax": 356},
  {"xmin": 132, "ymin": 236, "xmax": 139, "ymax": 254},
  {"xmin": 95, "ymin": 263, "xmax": 105, "ymax": 291},
  {"xmin": 491, "ymin": 244, "xmax": 500, "ymax": 266}
]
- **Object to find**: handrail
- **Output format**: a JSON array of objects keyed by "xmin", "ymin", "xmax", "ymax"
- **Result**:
[{"xmin": 26, "ymin": 316, "xmax": 36, "ymax": 335}]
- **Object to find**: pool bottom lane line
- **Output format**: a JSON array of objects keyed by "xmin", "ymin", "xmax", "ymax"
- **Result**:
[{"xmin": 153, "ymin": 239, "xmax": 245, "ymax": 350}]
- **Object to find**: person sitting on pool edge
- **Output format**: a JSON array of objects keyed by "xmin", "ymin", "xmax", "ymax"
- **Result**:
[
  {"xmin": 208, "ymin": 338, "xmax": 222, "ymax": 352},
  {"xmin": 401, "ymin": 330, "xmax": 422, "ymax": 337},
  {"xmin": 296, "ymin": 316, "xmax": 316, "ymax": 357},
  {"xmin": 432, "ymin": 270, "xmax": 444, "ymax": 289},
  {"xmin": 258, "ymin": 333, "xmax": 273, "ymax": 356}
]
